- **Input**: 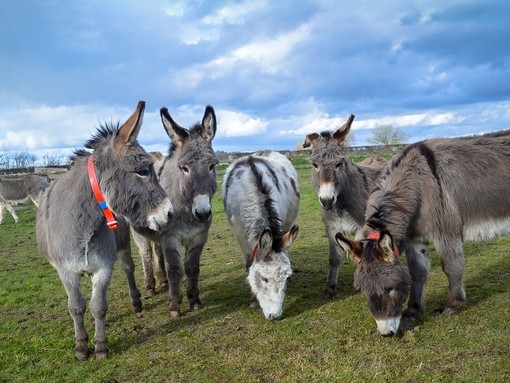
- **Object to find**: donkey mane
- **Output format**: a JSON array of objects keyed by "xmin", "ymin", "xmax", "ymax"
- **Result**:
[
  {"xmin": 224, "ymin": 155, "xmax": 285, "ymax": 252},
  {"xmin": 71, "ymin": 122, "xmax": 122, "ymax": 160}
]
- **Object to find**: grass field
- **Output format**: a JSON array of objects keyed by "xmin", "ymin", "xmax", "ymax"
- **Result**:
[{"xmin": 0, "ymin": 162, "xmax": 509, "ymax": 383}]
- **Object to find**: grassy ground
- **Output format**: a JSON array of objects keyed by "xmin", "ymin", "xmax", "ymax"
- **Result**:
[{"xmin": 0, "ymin": 162, "xmax": 509, "ymax": 383}]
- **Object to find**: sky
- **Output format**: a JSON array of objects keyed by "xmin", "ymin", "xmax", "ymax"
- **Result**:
[{"xmin": 1, "ymin": 0, "xmax": 509, "ymax": 162}]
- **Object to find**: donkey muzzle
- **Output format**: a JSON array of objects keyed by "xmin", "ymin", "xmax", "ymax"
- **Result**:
[{"xmin": 192, "ymin": 194, "xmax": 212, "ymax": 223}]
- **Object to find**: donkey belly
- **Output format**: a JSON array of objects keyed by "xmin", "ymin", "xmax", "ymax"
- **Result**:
[{"xmin": 463, "ymin": 217, "xmax": 510, "ymax": 242}]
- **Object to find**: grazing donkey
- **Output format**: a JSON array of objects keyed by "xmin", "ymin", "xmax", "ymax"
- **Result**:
[
  {"xmin": 223, "ymin": 151, "xmax": 300, "ymax": 320},
  {"xmin": 36, "ymin": 101, "xmax": 173, "ymax": 360},
  {"xmin": 335, "ymin": 131, "xmax": 510, "ymax": 336},
  {"xmin": 0, "ymin": 174, "xmax": 49, "ymax": 223},
  {"xmin": 132, "ymin": 105, "xmax": 218, "ymax": 316},
  {"xmin": 303, "ymin": 114, "xmax": 388, "ymax": 298}
]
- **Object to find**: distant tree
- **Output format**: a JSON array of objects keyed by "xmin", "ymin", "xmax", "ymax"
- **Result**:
[
  {"xmin": 13, "ymin": 149, "xmax": 37, "ymax": 169},
  {"xmin": 42, "ymin": 153, "xmax": 68, "ymax": 167},
  {"xmin": 368, "ymin": 124, "xmax": 408, "ymax": 149}
]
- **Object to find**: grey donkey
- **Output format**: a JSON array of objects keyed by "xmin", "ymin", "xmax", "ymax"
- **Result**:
[
  {"xmin": 0, "ymin": 174, "xmax": 49, "ymax": 223},
  {"xmin": 36, "ymin": 101, "xmax": 173, "ymax": 360},
  {"xmin": 131, "ymin": 105, "xmax": 218, "ymax": 317},
  {"xmin": 303, "ymin": 114, "xmax": 388, "ymax": 298}
]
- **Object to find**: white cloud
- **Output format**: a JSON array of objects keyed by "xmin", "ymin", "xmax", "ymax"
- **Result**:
[
  {"xmin": 217, "ymin": 110, "xmax": 268, "ymax": 137},
  {"xmin": 202, "ymin": 0, "xmax": 267, "ymax": 25}
]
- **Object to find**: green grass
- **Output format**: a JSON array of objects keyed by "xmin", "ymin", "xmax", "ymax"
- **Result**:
[{"xmin": 1, "ymin": 165, "xmax": 509, "ymax": 383}]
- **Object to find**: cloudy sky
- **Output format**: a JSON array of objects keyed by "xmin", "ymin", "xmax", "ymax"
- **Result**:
[{"xmin": 1, "ymin": 0, "xmax": 509, "ymax": 161}]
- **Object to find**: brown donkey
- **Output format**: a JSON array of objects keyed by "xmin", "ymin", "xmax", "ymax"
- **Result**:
[{"xmin": 336, "ymin": 130, "xmax": 510, "ymax": 336}]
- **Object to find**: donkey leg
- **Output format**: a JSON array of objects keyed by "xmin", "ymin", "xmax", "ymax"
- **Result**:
[
  {"xmin": 2, "ymin": 202, "xmax": 19, "ymax": 224},
  {"xmin": 185, "ymin": 244, "xmax": 205, "ymax": 311},
  {"xmin": 153, "ymin": 242, "xmax": 168, "ymax": 290},
  {"xmin": 90, "ymin": 269, "xmax": 112, "ymax": 360},
  {"xmin": 60, "ymin": 272, "xmax": 89, "ymax": 361},
  {"xmin": 162, "ymin": 238, "xmax": 184, "ymax": 317},
  {"xmin": 437, "ymin": 240, "xmax": 466, "ymax": 314},
  {"xmin": 132, "ymin": 230, "xmax": 157, "ymax": 297},
  {"xmin": 323, "ymin": 238, "xmax": 343, "ymax": 299},
  {"xmin": 117, "ymin": 247, "xmax": 143, "ymax": 313},
  {"xmin": 403, "ymin": 244, "xmax": 430, "ymax": 322}
]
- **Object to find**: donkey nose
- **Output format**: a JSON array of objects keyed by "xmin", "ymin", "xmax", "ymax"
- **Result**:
[
  {"xmin": 319, "ymin": 196, "xmax": 335, "ymax": 210},
  {"xmin": 194, "ymin": 208, "xmax": 211, "ymax": 222},
  {"xmin": 267, "ymin": 313, "xmax": 282, "ymax": 321}
]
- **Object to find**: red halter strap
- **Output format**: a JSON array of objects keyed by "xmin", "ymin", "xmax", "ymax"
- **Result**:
[
  {"xmin": 251, "ymin": 243, "xmax": 260, "ymax": 263},
  {"xmin": 87, "ymin": 155, "xmax": 118, "ymax": 230},
  {"xmin": 367, "ymin": 232, "xmax": 400, "ymax": 258}
]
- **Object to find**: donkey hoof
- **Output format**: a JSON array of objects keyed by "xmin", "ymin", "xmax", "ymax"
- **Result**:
[
  {"xmin": 191, "ymin": 302, "xmax": 204, "ymax": 311},
  {"xmin": 321, "ymin": 287, "xmax": 336, "ymax": 300},
  {"xmin": 132, "ymin": 300, "xmax": 143, "ymax": 313},
  {"xmin": 170, "ymin": 309, "xmax": 181, "ymax": 318},
  {"xmin": 95, "ymin": 343, "xmax": 108, "ymax": 360},
  {"xmin": 75, "ymin": 341, "xmax": 89, "ymax": 361},
  {"xmin": 145, "ymin": 288, "xmax": 156, "ymax": 297},
  {"xmin": 96, "ymin": 351, "xmax": 108, "ymax": 360},
  {"xmin": 75, "ymin": 348, "xmax": 89, "ymax": 361}
]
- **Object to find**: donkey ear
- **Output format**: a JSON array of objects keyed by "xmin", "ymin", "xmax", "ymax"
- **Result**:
[
  {"xmin": 332, "ymin": 114, "xmax": 355, "ymax": 147},
  {"xmin": 255, "ymin": 228, "xmax": 273, "ymax": 261},
  {"xmin": 303, "ymin": 133, "xmax": 320, "ymax": 148},
  {"xmin": 160, "ymin": 107, "xmax": 188, "ymax": 147},
  {"xmin": 200, "ymin": 105, "xmax": 217, "ymax": 142},
  {"xmin": 282, "ymin": 225, "xmax": 299, "ymax": 251},
  {"xmin": 116, "ymin": 101, "xmax": 145, "ymax": 145},
  {"xmin": 335, "ymin": 232, "xmax": 362, "ymax": 263},
  {"xmin": 378, "ymin": 231, "xmax": 396, "ymax": 263}
]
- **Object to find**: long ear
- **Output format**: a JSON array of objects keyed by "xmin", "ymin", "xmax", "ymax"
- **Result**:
[
  {"xmin": 335, "ymin": 232, "xmax": 362, "ymax": 263},
  {"xmin": 200, "ymin": 105, "xmax": 217, "ymax": 142},
  {"xmin": 116, "ymin": 101, "xmax": 145, "ymax": 145},
  {"xmin": 332, "ymin": 114, "xmax": 355, "ymax": 147},
  {"xmin": 303, "ymin": 133, "xmax": 320, "ymax": 148},
  {"xmin": 254, "ymin": 228, "xmax": 273, "ymax": 262},
  {"xmin": 378, "ymin": 231, "xmax": 396, "ymax": 263},
  {"xmin": 160, "ymin": 107, "xmax": 188, "ymax": 147},
  {"xmin": 282, "ymin": 225, "xmax": 299, "ymax": 251}
]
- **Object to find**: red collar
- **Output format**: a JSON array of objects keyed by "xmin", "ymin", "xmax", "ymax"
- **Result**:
[
  {"xmin": 87, "ymin": 156, "xmax": 118, "ymax": 230},
  {"xmin": 366, "ymin": 232, "xmax": 400, "ymax": 258}
]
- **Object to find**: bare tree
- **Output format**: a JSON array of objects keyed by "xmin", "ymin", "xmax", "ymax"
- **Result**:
[
  {"xmin": 42, "ymin": 153, "xmax": 68, "ymax": 167},
  {"xmin": 368, "ymin": 124, "xmax": 408, "ymax": 149},
  {"xmin": 13, "ymin": 149, "xmax": 37, "ymax": 169}
]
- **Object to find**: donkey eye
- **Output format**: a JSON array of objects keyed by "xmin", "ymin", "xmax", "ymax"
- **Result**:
[
  {"xmin": 208, "ymin": 163, "xmax": 216, "ymax": 172},
  {"xmin": 261, "ymin": 277, "xmax": 269, "ymax": 283},
  {"xmin": 312, "ymin": 162, "xmax": 318, "ymax": 169},
  {"xmin": 335, "ymin": 162, "xmax": 343, "ymax": 169},
  {"xmin": 180, "ymin": 165, "xmax": 190, "ymax": 174},
  {"xmin": 135, "ymin": 168, "xmax": 150, "ymax": 177}
]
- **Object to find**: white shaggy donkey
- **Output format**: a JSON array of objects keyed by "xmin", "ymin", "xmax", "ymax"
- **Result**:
[{"xmin": 223, "ymin": 151, "xmax": 300, "ymax": 320}]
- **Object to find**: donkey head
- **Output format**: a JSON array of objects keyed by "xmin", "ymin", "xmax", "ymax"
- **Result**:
[
  {"xmin": 91, "ymin": 101, "xmax": 173, "ymax": 232},
  {"xmin": 161, "ymin": 106, "xmax": 218, "ymax": 223},
  {"xmin": 335, "ymin": 231, "xmax": 410, "ymax": 336},
  {"xmin": 247, "ymin": 225, "xmax": 299, "ymax": 320},
  {"xmin": 303, "ymin": 114, "xmax": 355, "ymax": 210}
]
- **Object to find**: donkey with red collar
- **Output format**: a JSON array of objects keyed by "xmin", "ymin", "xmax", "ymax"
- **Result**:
[{"xmin": 336, "ymin": 130, "xmax": 510, "ymax": 336}]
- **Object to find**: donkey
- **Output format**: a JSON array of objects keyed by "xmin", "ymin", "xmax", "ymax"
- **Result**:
[
  {"xmin": 0, "ymin": 174, "xmax": 49, "ymax": 223},
  {"xmin": 132, "ymin": 105, "xmax": 218, "ymax": 316},
  {"xmin": 223, "ymin": 151, "xmax": 300, "ymax": 320},
  {"xmin": 303, "ymin": 114, "xmax": 388, "ymax": 298},
  {"xmin": 335, "ymin": 130, "xmax": 510, "ymax": 336},
  {"xmin": 36, "ymin": 101, "xmax": 173, "ymax": 360}
]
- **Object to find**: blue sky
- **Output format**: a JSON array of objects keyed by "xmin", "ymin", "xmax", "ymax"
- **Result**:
[{"xmin": 1, "ymin": 0, "xmax": 509, "ymax": 160}]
